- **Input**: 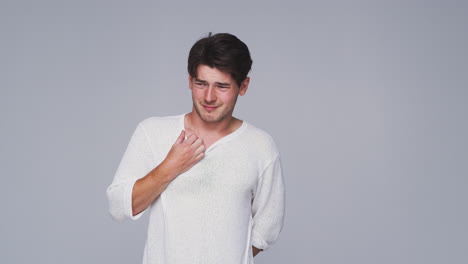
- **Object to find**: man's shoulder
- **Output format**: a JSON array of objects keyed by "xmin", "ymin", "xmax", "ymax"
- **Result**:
[
  {"xmin": 242, "ymin": 121, "xmax": 280, "ymax": 156},
  {"xmin": 244, "ymin": 122, "xmax": 275, "ymax": 142},
  {"xmin": 138, "ymin": 113, "xmax": 183, "ymax": 130},
  {"xmin": 136, "ymin": 114, "xmax": 184, "ymax": 142}
]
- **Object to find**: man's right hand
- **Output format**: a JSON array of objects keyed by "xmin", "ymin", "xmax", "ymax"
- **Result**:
[
  {"xmin": 160, "ymin": 130, "xmax": 205, "ymax": 180},
  {"xmin": 131, "ymin": 130, "xmax": 205, "ymax": 216}
]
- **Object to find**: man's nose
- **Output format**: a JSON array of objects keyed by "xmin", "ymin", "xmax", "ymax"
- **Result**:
[{"xmin": 204, "ymin": 87, "xmax": 217, "ymax": 102}]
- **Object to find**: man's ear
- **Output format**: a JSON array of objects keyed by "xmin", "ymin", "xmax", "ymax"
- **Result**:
[
  {"xmin": 239, "ymin": 77, "xmax": 250, "ymax": 96},
  {"xmin": 188, "ymin": 75, "xmax": 193, "ymax": 90}
]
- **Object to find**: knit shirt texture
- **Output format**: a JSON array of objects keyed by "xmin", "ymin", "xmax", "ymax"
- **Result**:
[{"xmin": 107, "ymin": 113, "xmax": 285, "ymax": 264}]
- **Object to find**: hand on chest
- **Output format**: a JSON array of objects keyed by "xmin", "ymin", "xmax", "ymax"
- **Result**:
[
  {"xmin": 166, "ymin": 149, "xmax": 258, "ymax": 199},
  {"xmin": 184, "ymin": 129, "xmax": 223, "ymax": 151}
]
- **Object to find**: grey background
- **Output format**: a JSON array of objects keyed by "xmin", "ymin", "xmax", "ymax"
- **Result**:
[{"xmin": 2, "ymin": 0, "xmax": 467, "ymax": 263}]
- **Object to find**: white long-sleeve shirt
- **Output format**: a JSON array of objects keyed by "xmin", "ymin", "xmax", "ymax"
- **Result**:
[{"xmin": 106, "ymin": 113, "xmax": 285, "ymax": 264}]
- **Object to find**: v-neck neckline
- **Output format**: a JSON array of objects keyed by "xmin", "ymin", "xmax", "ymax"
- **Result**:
[{"xmin": 178, "ymin": 112, "xmax": 248, "ymax": 153}]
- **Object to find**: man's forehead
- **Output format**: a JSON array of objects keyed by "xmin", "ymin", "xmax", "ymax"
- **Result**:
[{"xmin": 195, "ymin": 65, "xmax": 234, "ymax": 84}]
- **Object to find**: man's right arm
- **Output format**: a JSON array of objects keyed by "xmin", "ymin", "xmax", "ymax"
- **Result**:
[
  {"xmin": 131, "ymin": 130, "xmax": 205, "ymax": 216},
  {"xmin": 131, "ymin": 164, "xmax": 174, "ymax": 216}
]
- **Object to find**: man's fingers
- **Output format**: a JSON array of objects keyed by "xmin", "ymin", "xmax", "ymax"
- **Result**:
[
  {"xmin": 184, "ymin": 134, "xmax": 198, "ymax": 145},
  {"xmin": 175, "ymin": 130, "xmax": 185, "ymax": 144},
  {"xmin": 191, "ymin": 138, "xmax": 203, "ymax": 149},
  {"xmin": 195, "ymin": 152, "xmax": 204, "ymax": 161},
  {"xmin": 194, "ymin": 144, "xmax": 205, "ymax": 156}
]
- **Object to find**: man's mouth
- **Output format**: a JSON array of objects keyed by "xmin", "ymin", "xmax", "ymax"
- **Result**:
[{"xmin": 202, "ymin": 105, "xmax": 218, "ymax": 111}]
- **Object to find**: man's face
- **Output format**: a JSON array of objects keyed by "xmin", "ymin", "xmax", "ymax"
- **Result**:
[{"xmin": 189, "ymin": 64, "xmax": 249, "ymax": 123}]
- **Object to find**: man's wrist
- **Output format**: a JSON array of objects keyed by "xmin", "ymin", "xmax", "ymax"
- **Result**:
[{"xmin": 150, "ymin": 163, "xmax": 176, "ymax": 184}]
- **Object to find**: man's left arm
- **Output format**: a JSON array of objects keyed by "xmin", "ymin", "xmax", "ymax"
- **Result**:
[{"xmin": 251, "ymin": 153, "xmax": 286, "ymax": 252}]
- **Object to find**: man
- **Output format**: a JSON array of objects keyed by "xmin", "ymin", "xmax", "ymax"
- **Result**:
[{"xmin": 107, "ymin": 32, "xmax": 285, "ymax": 264}]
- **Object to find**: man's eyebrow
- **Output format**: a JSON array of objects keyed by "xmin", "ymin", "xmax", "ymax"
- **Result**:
[{"xmin": 194, "ymin": 79, "xmax": 231, "ymax": 86}]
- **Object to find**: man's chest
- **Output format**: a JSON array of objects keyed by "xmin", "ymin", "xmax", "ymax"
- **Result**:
[{"xmin": 164, "ymin": 148, "xmax": 259, "ymax": 200}]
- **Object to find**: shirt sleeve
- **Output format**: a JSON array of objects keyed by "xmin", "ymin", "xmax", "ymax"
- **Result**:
[
  {"xmin": 106, "ymin": 121, "xmax": 155, "ymax": 223},
  {"xmin": 251, "ymin": 153, "xmax": 286, "ymax": 251}
]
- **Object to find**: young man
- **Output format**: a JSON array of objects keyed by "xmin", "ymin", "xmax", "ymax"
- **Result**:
[{"xmin": 107, "ymin": 33, "xmax": 285, "ymax": 264}]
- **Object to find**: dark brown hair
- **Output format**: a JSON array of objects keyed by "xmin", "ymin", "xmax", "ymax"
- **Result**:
[{"xmin": 187, "ymin": 32, "xmax": 253, "ymax": 87}]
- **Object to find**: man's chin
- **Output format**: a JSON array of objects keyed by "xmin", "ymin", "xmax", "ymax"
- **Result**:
[
  {"xmin": 194, "ymin": 105, "xmax": 228, "ymax": 123},
  {"xmin": 200, "ymin": 114, "xmax": 222, "ymax": 123},
  {"xmin": 201, "ymin": 110, "xmax": 228, "ymax": 123}
]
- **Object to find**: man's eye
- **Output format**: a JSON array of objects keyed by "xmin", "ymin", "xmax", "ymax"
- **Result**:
[
  {"xmin": 196, "ymin": 82, "xmax": 206, "ymax": 86},
  {"xmin": 218, "ymin": 86, "xmax": 228, "ymax": 89}
]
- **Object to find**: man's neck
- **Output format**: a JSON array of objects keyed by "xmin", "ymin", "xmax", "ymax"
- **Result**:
[{"xmin": 185, "ymin": 111, "xmax": 239, "ymax": 137}]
